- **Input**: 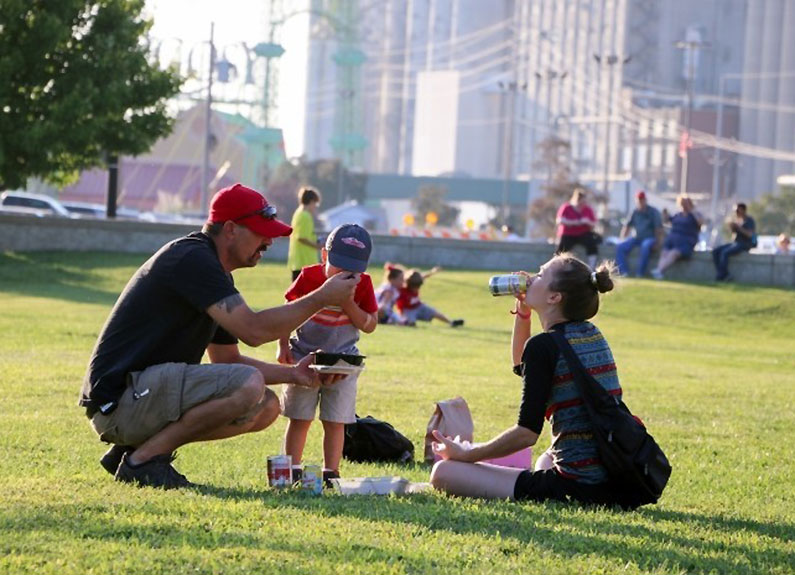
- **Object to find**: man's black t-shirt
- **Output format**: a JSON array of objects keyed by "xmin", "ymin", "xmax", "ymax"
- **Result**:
[{"xmin": 80, "ymin": 232, "xmax": 239, "ymax": 414}]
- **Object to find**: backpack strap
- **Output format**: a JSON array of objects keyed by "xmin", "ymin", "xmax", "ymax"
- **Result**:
[{"xmin": 550, "ymin": 329, "xmax": 620, "ymax": 411}]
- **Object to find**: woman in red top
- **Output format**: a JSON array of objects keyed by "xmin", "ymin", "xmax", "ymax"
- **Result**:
[{"xmin": 556, "ymin": 187, "xmax": 599, "ymax": 268}]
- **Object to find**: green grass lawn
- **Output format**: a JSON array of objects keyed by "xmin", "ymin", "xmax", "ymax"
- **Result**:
[{"xmin": 0, "ymin": 251, "xmax": 793, "ymax": 575}]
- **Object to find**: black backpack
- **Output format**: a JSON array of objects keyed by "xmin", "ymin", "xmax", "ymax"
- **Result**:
[
  {"xmin": 343, "ymin": 415, "xmax": 415, "ymax": 463},
  {"xmin": 551, "ymin": 330, "xmax": 672, "ymax": 508}
]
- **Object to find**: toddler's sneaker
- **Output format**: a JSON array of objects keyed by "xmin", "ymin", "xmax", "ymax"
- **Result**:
[{"xmin": 322, "ymin": 469, "xmax": 340, "ymax": 489}]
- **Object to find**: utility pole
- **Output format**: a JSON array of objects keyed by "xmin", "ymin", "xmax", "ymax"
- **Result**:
[
  {"xmin": 200, "ymin": 22, "xmax": 215, "ymax": 217},
  {"xmin": 523, "ymin": 67, "xmax": 566, "ymax": 238},
  {"xmin": 499, "ymin": 1, "xmax": 523, "ymax": 227},
  {"xmin": 594, "ymin": 53, "xmax": 630, "ymax": 199},
  {"xmin": 499, "ymin": 80, "xmax": 525, "ymax": 226},
  {"xmin": 675, "ymin": 38, "xmax": 709, "ymax": 196},
  {"xmin": 709, "ymin": 73, "xmax": 731, "ymax": 244}
]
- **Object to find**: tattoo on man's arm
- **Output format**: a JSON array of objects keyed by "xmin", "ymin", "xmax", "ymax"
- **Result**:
[{"xmin": 215, "ymin": 294, "xmax": 245, "ymax": 314}]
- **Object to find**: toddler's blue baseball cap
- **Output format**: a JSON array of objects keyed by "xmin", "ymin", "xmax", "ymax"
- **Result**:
[{"xmin": 325, "ymin": 224, "xmax": 372, "ymax": 273}]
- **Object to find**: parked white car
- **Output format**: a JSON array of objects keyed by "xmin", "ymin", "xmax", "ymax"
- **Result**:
[
  {"xmin": 61, "ymin": 201, "xmax": 141, "ymax": 220},
  {"xmin": 0, "ymin": 191, "xmax": 74, "ymax": 218}
]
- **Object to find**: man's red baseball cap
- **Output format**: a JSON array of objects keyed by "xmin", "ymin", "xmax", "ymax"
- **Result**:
[
  {"xmin": 636, "ymin": 190, "xmax": 647, "ymax": 200},
  {"xmin": 207, "ymin": 183, "xmax": 292, "ymax": 238}
]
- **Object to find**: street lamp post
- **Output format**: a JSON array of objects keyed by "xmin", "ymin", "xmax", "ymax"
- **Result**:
[
  {"xmin": 523, "ymin": 67, "xmax": 566, "ymax": 238},
  {"xmin": 709, "ymin": 73, "xmax": 732, "ymax": 243},
  {"xmin": 498, "ymin": 80, "xmax": 526, "ymax": 226},
  {"xmin": 594, "ymin": 54, "xmax": 631, "ymax": 199},
  {"xmin": 200, "ymin": 22, "xmax": 215, "ymax": 217},
  {"xmin": 675, "ymin": 39, "xmax": 710, "ymax": 196},
  {"xmin": 708, "ymin": 70, "xmax": 795, "ymax": 243}
]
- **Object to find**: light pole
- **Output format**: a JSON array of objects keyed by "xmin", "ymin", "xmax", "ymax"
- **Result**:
[
  {"xmin": 498, "ymin": 80, "xmax": 526, "ymax": 226},
  {"xmin": 708, "ymin": 70, "xmax": 795, "ymax": 243},
  {"xmin": 200, "ymin": 22, "xmax": 215, "ymax": 217},
  {"xmin": 675, "ymin": 39, "xmax": 710, "ymax": 196},
  {"xmin": 594, "ymin": 54, "xmax": 631, "ymax": 199},
  {"xmin": 523, "ymin": 67, "xmax": 566, "ymax": 238}
]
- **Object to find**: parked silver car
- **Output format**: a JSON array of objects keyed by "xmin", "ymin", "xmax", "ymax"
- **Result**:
[
  {"xmin": 61, "ymin": 201, "xmax": 141, "ymax": 220},
  {"xmin": 0, "ymin": 191, "xmax": 74, "ymax": 218}
]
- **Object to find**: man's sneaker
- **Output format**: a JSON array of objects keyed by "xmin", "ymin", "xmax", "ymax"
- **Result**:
[
  {"xmin": 100, "ymin": 444, "xmax": 134, "ymax": 475},
  {"xmin": 115, "ymin": 452, "xmax": 194, "ymax": 489},
  {"xmin": 322, "ymin": 469, "xmax": 340, "ymax": 489},
  {"xmin": 451, "ymin": 319, "xmax": 465, "ymax": 328},
  {"xmin": 650, "ymin": 269, "xmax": 663, "ymax": 280}
]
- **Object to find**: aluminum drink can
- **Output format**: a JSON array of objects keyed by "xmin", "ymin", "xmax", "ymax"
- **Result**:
[
  {"xmin": 301, "ymin": 464, "xmax": 323, "ymax": 495},
  {"xmin": 488, "ymin": 274, "xmax": 529, "ymax": 296},
  {"xmin": 267, "ymin": 455, "xmax": 292, "ymax": 488}
]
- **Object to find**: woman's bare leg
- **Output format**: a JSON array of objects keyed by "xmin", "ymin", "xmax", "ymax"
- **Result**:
[{"xmin": 430, "ymin": 460, "xmax": 524, "ymax": 500}]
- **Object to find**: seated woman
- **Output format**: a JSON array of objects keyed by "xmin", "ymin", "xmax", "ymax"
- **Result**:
[
  {"xmin": 430, "ymin": 253, "xmax": 638, "ymax": 507},
  {"xmin": 650, "ymin": 195, "xmax": 703, "ymax": 279}
]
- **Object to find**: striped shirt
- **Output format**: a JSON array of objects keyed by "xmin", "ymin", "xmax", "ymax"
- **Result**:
[
  {"xmin": 285, "ymin": 264, "xmax": 378, "ymax": 358},
  {"xmin": 518, "ymin": 321, "xmax": 621, "ymax": 484}
]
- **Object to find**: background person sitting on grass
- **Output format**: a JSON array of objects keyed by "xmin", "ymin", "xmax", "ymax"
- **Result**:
[
  {"xmin": 430, "ymin": 253, "xmax": 644, "ymax": 507},
  {"xmin": 374, "ymin": 262, "xmax": 406, "ymax": 325},
  {"xmin": 80, "ymin": 183, "xmax": 358, "ymax": 489},
  {"xmin": 395, "ymin": 266, "xmax": 464, "ymax": 327}
]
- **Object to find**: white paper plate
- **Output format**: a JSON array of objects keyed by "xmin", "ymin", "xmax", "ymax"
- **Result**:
[{"xmin": 308, "ymin": 363, "xmax": 364, "ymax": 375}]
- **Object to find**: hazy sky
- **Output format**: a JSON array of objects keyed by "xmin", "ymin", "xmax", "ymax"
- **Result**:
[
  {"xmin": 146, "ymin": 0, "xmax": 268, "ymax": 49},
  {"xmin": 145, "ymin": 0, "xmax": 309, "ymax": 157}
]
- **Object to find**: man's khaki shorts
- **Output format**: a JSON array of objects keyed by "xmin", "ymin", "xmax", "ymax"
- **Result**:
[{"xmin": 91, "ymin": 362, "xmax": 256, "ymax": 446}]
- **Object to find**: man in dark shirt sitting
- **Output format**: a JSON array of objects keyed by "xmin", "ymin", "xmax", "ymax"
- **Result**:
[
  {"xmin": 712, "ymin": 203, "xmax": 756, "ymax": 282},
  {"xmin": 80, "ymin": 183, "xmax": 358, "ymax": 488}
]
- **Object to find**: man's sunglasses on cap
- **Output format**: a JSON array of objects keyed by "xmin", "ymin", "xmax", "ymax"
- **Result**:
[{"xmin": 233, "ymin": 205, "xmax": 278, "ymax": 222}]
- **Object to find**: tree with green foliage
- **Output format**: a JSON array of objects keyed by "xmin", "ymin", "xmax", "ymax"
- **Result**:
[
  {"xmin": 412, "ymin": 185, "xmax": 460, "ymax": 227},
  {"xmin": 747, "ymin": 186, "xmax": 795, "ymax": 236},
  {"xmin": 527, "ymin": 136, "xmax": 605, "ymax": 240},
  {"xmin": 0, "ymin": 0, "xmax": 182, "ymax": 189},
  {"xmin": 266, "ymin": 157, "xmax": 367, "ymax": 217}
]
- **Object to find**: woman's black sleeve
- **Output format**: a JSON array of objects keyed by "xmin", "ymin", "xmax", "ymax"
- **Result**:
[{"xmin": 517, "ymin": 333, "xmax": 559, "ymax": 434}]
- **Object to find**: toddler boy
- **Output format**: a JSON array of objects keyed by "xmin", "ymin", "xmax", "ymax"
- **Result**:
[{"xmin": 277, "ymin": 224, "xmax": 378, "ymax": 484}]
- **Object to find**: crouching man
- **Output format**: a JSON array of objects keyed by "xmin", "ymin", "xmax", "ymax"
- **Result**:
[{"xmin": 79, "ymin": 183, "xmax": 358, "ymax": 489}]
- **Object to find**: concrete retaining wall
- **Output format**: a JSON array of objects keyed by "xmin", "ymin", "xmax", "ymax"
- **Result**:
[{"xmin": 1, "ymin": 214, "xmax": 793, "ymax": 288}]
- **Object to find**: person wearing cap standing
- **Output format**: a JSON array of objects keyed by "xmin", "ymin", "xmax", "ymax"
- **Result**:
[
  {"xmin": 79, "ymin": 183, "xmax": 359, "ymax": 489},
  {"xmin": 277, "ymin": 224, "xmax": 379, "ymax": 485},
  {"xmin": 615, "ymin": 191, "xmax": 663, "ymax": 277}
]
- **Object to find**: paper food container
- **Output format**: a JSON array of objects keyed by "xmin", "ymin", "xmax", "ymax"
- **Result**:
[
  {"xmin": 330, "ymin": 476, "xmax": 411, "ymax": 495},
  {"xmin": 308, "ymin": 360, "xmax": 365, "ymax": 375}
]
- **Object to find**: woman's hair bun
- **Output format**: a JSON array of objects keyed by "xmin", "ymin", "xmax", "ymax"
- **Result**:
[{"xmin": 593, "ymin": 263, "xmax": 616, "ymax": 294}]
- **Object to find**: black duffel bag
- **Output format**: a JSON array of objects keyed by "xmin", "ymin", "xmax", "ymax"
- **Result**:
[
  {"xmin": 551, "ymin": 330, "xmax": 672, "ymax": 508},
  {"xmin": 343, "ymin": 415, "xmax": 414, "ymax": 463}
]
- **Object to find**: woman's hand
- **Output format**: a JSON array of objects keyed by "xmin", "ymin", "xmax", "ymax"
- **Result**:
[
  {"xmin": 431, "ymin": 430, "xmax": 474, "ymax": 462},
  {"xmin": 512, "ymin": 271, "xmax": 533, "ymax": 311}
]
